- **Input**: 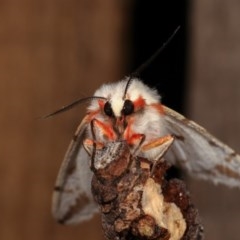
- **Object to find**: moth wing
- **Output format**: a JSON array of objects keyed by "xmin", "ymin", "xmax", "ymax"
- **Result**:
[
  {"xmin": 52, "ymin": 116, "xmax": 98, "ymax": 224},
  {"xmin": 163, "ymin": 105, "xmax": 240, "ymax": 188}
]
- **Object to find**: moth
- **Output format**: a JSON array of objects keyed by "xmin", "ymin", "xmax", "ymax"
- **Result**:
[{"xmin": 51, "ymin": 77, "xmax": 240, "ymax": 225}]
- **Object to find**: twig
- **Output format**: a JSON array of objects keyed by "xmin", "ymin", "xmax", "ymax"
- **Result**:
[{"xmin": 91, "ymin": 141, "xmax": 204, "ymax": 240}]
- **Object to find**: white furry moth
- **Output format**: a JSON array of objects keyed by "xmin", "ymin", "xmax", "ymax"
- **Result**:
[{"xmin": 51, "ymin": 77, "xmax": 240, "ymax": 225}]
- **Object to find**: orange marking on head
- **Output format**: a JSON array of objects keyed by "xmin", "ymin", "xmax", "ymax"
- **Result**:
[
  {"xmin": 133, "ymin": 96, "xmax": 146, "ymax": 111},
  {"xmin": 150, "ymin": 103, "xmax": 165, "ymax": 114}
]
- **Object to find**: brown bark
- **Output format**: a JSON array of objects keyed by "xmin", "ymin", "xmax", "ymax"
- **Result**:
[{"xmin": 91, "ymin": 141, "xmax": 204, "ymax": 240}]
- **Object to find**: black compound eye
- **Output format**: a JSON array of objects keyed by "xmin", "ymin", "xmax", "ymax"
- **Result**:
[
  {"xmin": 122, "ymin": 99, "xmax": 134, "ymax": 116},
  {"xmin": 104, "ymin": 101, "xmax": 114, "ymax": 117}
]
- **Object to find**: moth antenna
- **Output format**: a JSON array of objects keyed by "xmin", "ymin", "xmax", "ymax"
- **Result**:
[
  {"xmin": 122, "ymin": 26, "xmax": 180, "ymax": 100},
  {"xmin": 131, "ymin": 25, "xmax": 180, "ymax": 77},
  {"xmin": 122, "ymin": 76, "xmax": 134, "ymax": 99},
  {"xmin": 41, "ymin": 96, "xmax": 107, "ymax": 119}
]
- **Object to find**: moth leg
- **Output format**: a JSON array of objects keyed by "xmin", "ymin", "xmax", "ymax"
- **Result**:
[
  {"xmin": 140, "ymin": 135, "xmax": 174, "ymax": 175},
  {"xmin": 89, "ymin": 119, "xmax": 117, "ymax": 172},
  {"xmin": 83, "ymin": 138, "xmax": 105, "ymax": 156},
  {"xmin": 126, "ymin": 133, "xmax": 146, "ymax": 155},
  {"xmin": 91, "ymin": 118, "xmax": 117, "ymax": 141},
  {"xmin": 141, "ymin": 135, "xmax": 174, "ymax": 160}
]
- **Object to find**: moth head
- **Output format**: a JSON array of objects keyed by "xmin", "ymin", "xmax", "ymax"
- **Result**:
[
  {"xmin": 90, "ymin": 78, "xmax": 161, "ymax": 119},
  {"xmin": 43, "ymin": 78, "xmax": 160, "ymax": 121},
  {"xmin": 99, "ymin": 78, "xmax": 145, "ymax": 119}
]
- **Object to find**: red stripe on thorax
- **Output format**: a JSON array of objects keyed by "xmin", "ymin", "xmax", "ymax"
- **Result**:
[
  {"xmin": 133, "ymin": 96, "xmax": 145, "ymax": 111},
  {"xmin": 150, "ymin": 103, "xmax": 165, "ymax": 114}
]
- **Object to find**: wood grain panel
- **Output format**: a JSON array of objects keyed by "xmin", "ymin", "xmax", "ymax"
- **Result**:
[
  {"xmin": 188, "ymin": 1, "xmax": 240, "ymax": 239},
  {"xmin": 0, "ymin": 1, "xmax": 127, "ymax": 240}
]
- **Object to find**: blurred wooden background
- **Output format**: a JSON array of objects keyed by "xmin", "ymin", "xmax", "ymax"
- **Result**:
[
  {"xmin": 0, "ymin": 1, "xmax": 240, "ymax": 240},
  {"xmin": 188, "ymin": 1, "xmax": 240, "ymax": 239}
]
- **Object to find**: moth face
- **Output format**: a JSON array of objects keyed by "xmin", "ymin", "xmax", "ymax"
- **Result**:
[{"xmin": 104, "ymin": 99, "xmax": 135, "ymax": 118}]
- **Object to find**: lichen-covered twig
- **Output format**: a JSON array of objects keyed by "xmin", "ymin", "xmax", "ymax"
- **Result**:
[{"xmin": 91, "ymin": 141, "xmax": 204, "ymax": 240}]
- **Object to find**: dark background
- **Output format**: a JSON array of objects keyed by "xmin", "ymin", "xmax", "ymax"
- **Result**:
[
  {"xmin": 1, "ymin": 1, "xmax": 240, "ymax": 240},
  {"xmin": 130, "ymin": 1, "xmax": 189, "ymax": 113}
]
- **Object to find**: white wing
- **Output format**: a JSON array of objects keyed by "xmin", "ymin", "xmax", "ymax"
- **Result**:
[
  {"xmin": 52, "ymin": 116, "xmax": 98, "ymax": 224},
  {"xmin": 163, "ymin": 106, "xmax": 240, "ymax": 188}
]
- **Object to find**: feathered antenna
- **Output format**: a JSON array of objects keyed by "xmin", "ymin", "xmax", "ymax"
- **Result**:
[
  {"xmin": 122, "ymin": 26, "xmax": 181, "ymax": 99},
  {"xmin": 41, "ymin": 96, "xmax": 107, "ymax": 119}
]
